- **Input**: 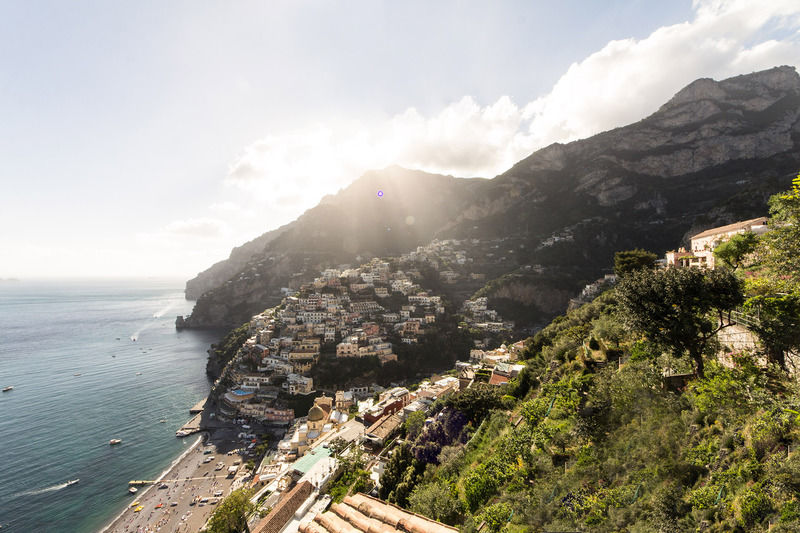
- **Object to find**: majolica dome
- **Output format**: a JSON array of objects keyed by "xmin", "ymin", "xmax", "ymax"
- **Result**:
[{"xmin": 308, "ymin": 405, "xmax": 325, "ymax": 422}]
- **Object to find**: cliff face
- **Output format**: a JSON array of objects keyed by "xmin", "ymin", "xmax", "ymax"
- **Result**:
[{"xmin": 184, "ymin": 66, "xmax": 800, "ymax": 329}]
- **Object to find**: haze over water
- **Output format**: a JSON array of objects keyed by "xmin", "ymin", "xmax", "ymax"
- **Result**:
[{"xmin": 0, "ymin": 279, "xmax": 221, "ymax": 532}]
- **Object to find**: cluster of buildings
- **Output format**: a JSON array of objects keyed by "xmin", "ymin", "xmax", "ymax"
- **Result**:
[
  {"xmin": 462, "ymin": 341, "xmax": 526, "ymax": 386},
  {"xmin": 399, "ymin": 239, "xmax": 471, "ymax": 284},
  {"xmin": 215, "ymin": 257, "xmax": 454, "ymax": 424},
  {"xmin": 568, "ymin": 274, "xmax": 618, "ymax": 309},
  {"xmin": 566, "ymin": 217, "xmax": 769, "ymax": 309},
  {"xmin": 460, "ymin": 296, "xmax": 514, "ymax": 335},
  {"xmin": 665, "ymin": 217, "xmax": 768, "ymax": 269},
  {"xmin": 246, "ymin": 373, "xmax": 465, "ymax": 533}
]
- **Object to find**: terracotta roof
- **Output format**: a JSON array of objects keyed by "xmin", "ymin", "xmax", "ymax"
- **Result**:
[
  {"xmin": 299, "ymin": 493, "xmax": 458, "ymax": 533},
  {"xmin": 253, "ymin": 481, "xmax": 314, "ymax": 533},
  {"xmin": 365, "ymin": 413, "xmax": 403, "ymax": 440},
  {"xmin": 690, "ymin": 217, "xmax": 768, "ymax": 240},
  {"xmin": 488, "ymin": 373, "xmax": 509, "ymax": 386}
]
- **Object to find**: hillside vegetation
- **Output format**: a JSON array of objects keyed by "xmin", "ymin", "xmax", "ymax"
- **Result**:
[{"xmin": 377, "ymin": 179, "xmax": 800, "ymax": 532}]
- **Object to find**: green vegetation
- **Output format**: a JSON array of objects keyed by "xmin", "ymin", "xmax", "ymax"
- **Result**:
[
  {"xmin": 372, "ymin": 179, "xmax": 800, "ymax": 532},
  {"xmin": 613, "ymin": 248, "xmax": 658, "ymax": 277},
  {"xmin": 616, "ymin": 266, "xmax": 743, "ymax": 377},
  {"xmin": 207, "ymin": 322, "xmax": 250, "ymax": 381},
  {"xmin": 203, "ymin": 488, "xmax": 255, "ymax": 533},
  {"xmin": 714, "ymin": 232, "xmax": 758, "ymax": 270},
  {"xmin": 310, "ymin": 315, "xmax": 473, "ymax": 388},
  {"xmin": 327, "ymin": 444, "xmax": 372, "ymax": 503}
]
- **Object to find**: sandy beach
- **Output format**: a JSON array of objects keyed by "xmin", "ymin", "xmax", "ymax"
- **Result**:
[{"xmin": 100, "ymin": 433, "xmax": 247, "ymax": 533}]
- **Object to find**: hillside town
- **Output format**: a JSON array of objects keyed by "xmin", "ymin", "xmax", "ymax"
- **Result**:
[{"xmin": 109, "ymin": 207, "xmax": 799, "ymax": 533}]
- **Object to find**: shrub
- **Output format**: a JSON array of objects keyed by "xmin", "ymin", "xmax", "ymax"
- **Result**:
[
  {"xmin": 780, "ymin": 500, "xmax": 800, "ymax": 523},
  {"xmin": 480, "ymin": 502, "xmax": 514, "ymax": 533},
  {"xmin": 736, "ymin": 485, "xmax": 772, "ymax": 527}
]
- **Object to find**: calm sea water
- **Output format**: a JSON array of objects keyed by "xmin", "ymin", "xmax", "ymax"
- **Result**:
[{"xmin": 0, "ymin": 279, "xmax": 222, "ymax": 532}]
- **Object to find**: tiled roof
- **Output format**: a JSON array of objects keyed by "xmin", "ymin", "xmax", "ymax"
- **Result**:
[
  {"xmin": 253, "ymin": 481, "xmax": 314, "ymax": 533},
  {"xmin": 292, "ymin": 445, "xmax": 332, "ymax": 475},
  {"xmin": 691, "ymin": 217, "xmax": 768, "ymax": 240},
  {"xmin": 365, "ymin": 413, "xmax": 403, "ymax": 440},
  {"xmin": 488, "ymin": 373, "xmax": 509, "ymax": 385},
  {"xmin": 299, "ymin": 493, "xmax": 458, "ymax": 533}
]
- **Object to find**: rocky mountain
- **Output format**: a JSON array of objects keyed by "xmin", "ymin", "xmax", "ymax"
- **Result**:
[{"xmin": 182, "ymin": 66, "xmax": 800, "ymax": 329}]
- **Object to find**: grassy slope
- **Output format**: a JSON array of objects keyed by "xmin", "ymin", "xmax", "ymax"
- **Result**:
[{"xmin": 387, "ymin": 288, "xmax": 800, "ymax": 533}]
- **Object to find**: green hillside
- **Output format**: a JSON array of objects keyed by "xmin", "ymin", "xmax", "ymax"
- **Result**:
[{"xmin": 377, "ymin": 179, "xmax": 800, "ymax": 532}]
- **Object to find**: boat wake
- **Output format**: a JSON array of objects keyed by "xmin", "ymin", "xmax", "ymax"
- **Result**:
[
  {"xmin": 152, "ymin": 301, "xmax": 175, "ymax": 319},
  {"xmin": 16, "ymin": 479, "xmax": 79, "ymax": 496}
]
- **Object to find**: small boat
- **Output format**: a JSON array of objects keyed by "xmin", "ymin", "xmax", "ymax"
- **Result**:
[
  {"xmin": 73, "ymin": 373, "xmax": 82, "ymax": 377},
  {"xmin": 134, "ymin": 505, "xmax": 143, "ymax": 512},
  {"xmin": 66, "ymin": 479, "xmax": 79, "ymax": 486},
  {"xmin": 130, "ymin": 500, "xmax": 140, "ymax": 507},
  {"xmin": 155, "ymin": 503, "xmax": 163, "ymax": 509},
  {"xmin": 135, "ymin": 372, "xmax": 142, "ymax": 376},
  {"xmin": 110, "ymin": 439, "xmax": 122, "ymax": 445},
  {"xmin": 129, "ymin": 487, "xmax": 138, "ymax": 495},
  {"xmin": 159, "ymin": 419, "xmax": 167, "ymax": 423},
  {"xmin": 2, "ymin": 386, "xmax": 13, "ymax": 392}
]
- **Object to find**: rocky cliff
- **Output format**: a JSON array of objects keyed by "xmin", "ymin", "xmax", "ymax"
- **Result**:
[{"xmin": 183, "ymin": 66, "xmax": 800, "ymax": 329}]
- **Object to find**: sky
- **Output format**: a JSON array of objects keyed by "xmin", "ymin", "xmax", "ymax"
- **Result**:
[{"xmin": 1, "ymin": 0, "xmax": 799, "ymax": 280}]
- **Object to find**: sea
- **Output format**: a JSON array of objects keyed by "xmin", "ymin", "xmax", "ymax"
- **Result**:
[{"xmin": 0, "ymin": 279, "xmax": 223, "ymax": 532}]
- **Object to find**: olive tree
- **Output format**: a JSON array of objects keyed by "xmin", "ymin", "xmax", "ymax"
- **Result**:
[{"xmin": 616, "ymin": 266, "xmax": 743, "ymax": 377}]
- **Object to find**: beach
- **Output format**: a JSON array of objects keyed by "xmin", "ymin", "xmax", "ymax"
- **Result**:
[{"xmin": 100, "ymin": 432, "xmax": 246, "ymax": 533}]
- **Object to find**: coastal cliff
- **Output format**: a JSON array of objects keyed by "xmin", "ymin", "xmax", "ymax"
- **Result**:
[{"xmin": 183, "ymin": 66, "xmax": 800, "ymax": 329}]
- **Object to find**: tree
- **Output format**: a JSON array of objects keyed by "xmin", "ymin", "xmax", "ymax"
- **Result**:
[
  {"xmin": 403, "ymin": 411, "xmax": 426, "ymax": 441},
  {"xmin": 614, "ymin": 249, "xmax": 658, "ymax": 277},
  {"xmin": 616, "ymin": 266, "xmax": 744, "ymax": 377},
  {"xmin": 408, "ymin": 480, "xmax": 465, "ymax": 525},
  {"xmin": 760, "ymin": 174, "xmax": 800, "ymax": 284},
  {"xmin": 203, "ymin": 488, "xmax": 254, "ymax": 533},
  {"xmin": 328, "ymin": 436, "xmax": 348, "ymax": 456},
  {"xmin": 743, "ymin": 293, "xmax": 800, "ymax": 369},
  {"xmin": 591, "ymin": 313, "xmax": 625, "ymax": 347},
  {"xmin": 713, "ymin": 232, "xmax": 758, "ymax": 270},
  {"xmin": 444, "ymin": 383, "xmax": 504, "ymax": 423},
  {"xmin": 379, "ymin": 443, "xmax": 420, "ymax": 502}
]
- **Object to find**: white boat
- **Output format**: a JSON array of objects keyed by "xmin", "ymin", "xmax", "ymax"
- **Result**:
[
  {"xmin": 66, "ymin": 479, "xmax": 79, "ymax": 486},
  {"xmin": 109, "ymin": 439, "xmax": 122, "ymax": 445},
  {"xmin": 129, "ymin": 486, "xmax": 138, "ymax": 494},
  {"xmin": 2, "ymin": 386, "xmax": 13, "ymax": 392}
]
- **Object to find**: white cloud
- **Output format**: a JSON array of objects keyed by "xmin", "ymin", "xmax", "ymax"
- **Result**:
[
  {"xmin": 521, "ymin": 0, "xmax": 800, "ymax": 149},
  {"xmin": 218, "ymin": 0, "xmax": 800, "ymax": 233}
]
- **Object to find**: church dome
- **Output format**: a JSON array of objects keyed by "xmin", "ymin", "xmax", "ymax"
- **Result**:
[{"xmin": 308, "ymin": 405, "xmax": 325, "ymax": 422}]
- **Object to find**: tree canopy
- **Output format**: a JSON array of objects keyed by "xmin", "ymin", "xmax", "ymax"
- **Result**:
[
  {"xmin": 759, "ymin": 174, "xmax": 800, "ymax": 283},
  {"xmin": 613, "ymin": 249, "xmax": 658, "ymax": 277},
  {"xmin": 203, "ymin": 488, "xmax": 254, "ymax": 533},
  {"xmin": 616, "ymin": 266, "xmax": 743, "ymax": 377},
  {"xmin": 713, "ymin": 231, "xmax": 758, "ymax": 270}
]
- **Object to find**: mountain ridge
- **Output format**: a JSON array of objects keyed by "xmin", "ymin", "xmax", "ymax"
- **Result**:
[{"xmin": 182, "ymin": 65, "xmax": 800, "ymax": 329}]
